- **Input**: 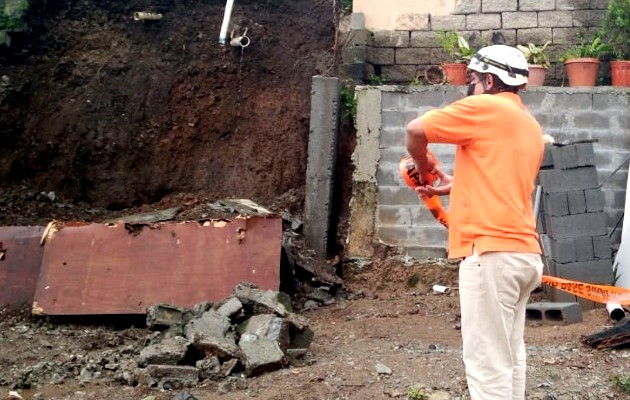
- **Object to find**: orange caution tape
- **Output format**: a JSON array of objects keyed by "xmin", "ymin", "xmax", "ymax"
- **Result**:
[
  {"xmin": 399, "ymin": 153, "xmax": 449, "ymax": 228},
  {"xmin": 400, "ymin": 152, "xmax": 624, "ymax": 304},
  {"xmin": 541, "ymin": 275, "xmax": 630, "ymax": 305}
]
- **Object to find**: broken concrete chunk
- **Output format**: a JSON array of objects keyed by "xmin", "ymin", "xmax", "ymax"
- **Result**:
[
  {"xmin": 137, "ymin": 336, "xmax": 189, "ymax": 367},
  {"xmin": 144, "ymin": 365, "xmax": 199, "ymax": 390},
  {"xmin": 184, "ymin": 309, "xmax": 238, "ymax": 358},
  {"xmin": 238, "ymin": 335, "xmax": 286, "ymax": 377},
  {"xmin": 195, "ymin": 356, "xmax": 222, "ymax": 380},
  {"xmin": 239, "ymin": 314, "xmax": 290, "ymax": 351},
  {"xmin": 213, "ymin": 296, "xmax": 243, "ymax": 319},
  {"xmin": 146, "ymin": 304, "xmax": 194, "ymax": 331},
  {"xmin": 192, "ymin": 301, "xmax": 213, "ymax": 317},
  {"xmin": 234, "ymin": 283, "xmax": 292, "ymax": 315}
]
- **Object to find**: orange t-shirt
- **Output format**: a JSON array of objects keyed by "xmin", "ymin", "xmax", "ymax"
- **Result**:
[{"xmin": 420, "ymin": 92, "xmax": 543, "ymax": 259}]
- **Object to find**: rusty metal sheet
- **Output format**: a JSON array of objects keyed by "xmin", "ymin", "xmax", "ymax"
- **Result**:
[
  {"xmin": 33, "ymin": 217, "xmax": 281, "ymax": 315},
  {"xmin": 0, "ymin": 226, "xmax": 46, "ymax": 307}
]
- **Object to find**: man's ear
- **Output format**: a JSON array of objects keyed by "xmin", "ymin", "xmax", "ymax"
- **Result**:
[{"xmin": 485, "ymin": 74, "xmax": 494, "ymax": 88}]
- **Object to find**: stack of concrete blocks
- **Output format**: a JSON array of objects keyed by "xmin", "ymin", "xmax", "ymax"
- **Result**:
[
  {"xmin": 339, "ymin": 13, "xmax": 372, "ymax": 83},
  {"xmin": 537, "ymin": 140, "xmax": 613, "ymax": 310}
]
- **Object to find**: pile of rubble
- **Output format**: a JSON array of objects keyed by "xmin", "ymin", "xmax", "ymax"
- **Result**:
[{"xmin": 1, "ymin": 283, "xmax": 314, "ymax": 391}]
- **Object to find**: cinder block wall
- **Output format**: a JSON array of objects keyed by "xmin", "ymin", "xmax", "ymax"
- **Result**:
[
  {"xmin": 347, "ymin": 86, "xmax": 630, "ymax": 264},
  {"xmin": 341, "ymin": 1, "xmax": 609, "ymax": 85}
]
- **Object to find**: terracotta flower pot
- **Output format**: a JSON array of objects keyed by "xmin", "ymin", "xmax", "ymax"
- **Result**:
[
  {"xmin": 441, "ymin": 63, "xmax": 467, "ymax": 85},
  {"xmin": 527, "ymin": 65, "xmax": 547, "ymax": 86},
  {"xmin": 564, "ymin": 58, "xmax": 600, "ymax": 87},
  {"xmin": 611, "ymin": 60, "xmax": 630, "ymax": 87}
]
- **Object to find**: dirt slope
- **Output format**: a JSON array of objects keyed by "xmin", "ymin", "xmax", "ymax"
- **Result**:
[{"xmin": 0, "ymin": 0, "xmax": 337, "ymax": 220}]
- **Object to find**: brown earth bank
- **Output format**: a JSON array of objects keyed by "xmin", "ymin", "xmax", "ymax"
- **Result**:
[{"xmin": 0, "ymin": 0, "xmax": 338, "ymax": 222}]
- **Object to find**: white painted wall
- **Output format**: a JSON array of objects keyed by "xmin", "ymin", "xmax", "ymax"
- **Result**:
[{"xmin": 353, "ymin": 0, "xmax": 455, "ymax": 30}]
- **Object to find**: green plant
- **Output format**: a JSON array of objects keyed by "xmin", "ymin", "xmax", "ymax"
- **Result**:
[
  {"xmin": 410, "ymin": 73, "xmax": 424, "ymax": 86},
  {"xmin": 407, "ymin": 386, "xmax": 429, "ymax": 400},
  {"xmin": 341, "ymin": 84, "xmax": 357, "ymax": 122},
  {"xmin": 559, "ymin": 32, "xmax": 610, "ymax": 62},
  {"xmin": 611, "ymin": 374, "xmax": 630, "ymax": 394},
  {"xmin": 599, "ymin": 0, "xmax": 630, "ymax": 59},
  {"xmin": 368, "ymin": 74, "xmax": 384, "ymax": 85},
  {"xmin": 341, "ymin": 0, "xmax": 352, "ymax": 14},
  {"xmin": 406, "ymin": 272, "xmax": 420, "ymax": 287},
  {"xmin": 517, "ymin": 41, "xmax": 552, "ymax": 69},
  {"xmin": 437, "ymin": 30, "xmax": 474, "ymax": 63}
]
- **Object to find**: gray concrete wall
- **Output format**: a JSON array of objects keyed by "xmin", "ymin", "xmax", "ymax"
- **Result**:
[
  {"xmin": 340, "ymin": 1, "xmax": 610, "ymax": 85},
  {"xmin": 347, "ymin": 86, "xmax": 630, "ymax": 260}
]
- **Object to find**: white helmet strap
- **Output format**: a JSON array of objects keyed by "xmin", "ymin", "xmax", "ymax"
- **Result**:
[{"xmin": 473, "ymin": 53, "xmax": 529, "ymax": 79}]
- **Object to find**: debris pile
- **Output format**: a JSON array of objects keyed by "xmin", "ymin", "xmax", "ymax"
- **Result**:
[{"xmin": 1, "ymin": 283, "xmax": 314, "ymax": 391}]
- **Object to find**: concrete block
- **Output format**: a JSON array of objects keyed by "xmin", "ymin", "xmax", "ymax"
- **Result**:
[
  {"xmin": 526, "ymin": 302, "xmax": 582, "ymax": 324},
  {"xmin": 543, "ymin": 192, "xmax": 569, "ymax": 216},
  {"xmin": 396, "ymin": 48, "xmax": 432, "ymax": 65},
  {"xmin": 538, "ymin": 11, "xmax": 573, "ymax": 27},
  {"xmin": 593, "ymin": 235, "xmax": 612, "ymax": 259},
  {"xmin": 502, "ymin": 12, "xmax": 537, "ymax": 29},
  {"xmin": 574, "ymin": 236, "xmax": 594, "ymax": 262},
  {"xmin": 372, "ymin": 30, "xmax": 410, "ymax": 47},
  {"xmin": 482, "ymin": 0, "xmax": 517, "ymax": 12},
  {"xmin": 567, "ymin": 190, "xmax": 586, "ymax": 214},
  {"xmin": 556, "ymin": 0, "xmax": 590, "ymax": 10},
  {"xmin": 549, "ymin": 238, "xmax": 576, "ymax": 263},
  {"xmin": 454, "ymin": 0, "xmax": 481, "ymax": 14},
  {"xmin": 540, "ymin": 144, "xmax": 554, "ymax": 168},
  {"xmin": 539, "ymin": 167, "xmax": 599, "ymax": 193},
  {"xmin": 554, "ymin": 259, "xmax": 614, "ymax": 284},
  {"xmin": 547, "ymin": 212, "xmax": 608, "ymax": 239},
  {"xmin": 465, "ymin": 14, "xmax": 501, "ymax": 30},
  {"xmin": 520, "ymin": 0, "xmax": 555, "ymax": 11},
  {"xmin": 430, "ymin": 15, "xmax": 466, "ymax": 31},
  {"xmin": 551, "ymin": 145, "xmax": 579, "ymax": 169},
  {"xmin": 350, "ymin": 13, "xmax": 365, "ymax": 29},
  {"xmin": 585, "ymin": 188, "xmax": 605, "ymax": 212},
  {"xmin": 575, "ymin": 142, "xmax": 596, "ymax": 166},
  {"xmin": 367, "ymin": 47, "xmax": 394, "ymax": 65}
]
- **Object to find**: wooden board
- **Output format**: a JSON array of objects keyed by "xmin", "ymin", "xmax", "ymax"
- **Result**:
[
  {"xmin": 32, "ymin": 217, "xmax": 281, "ymax": 315},
  {"xmin": 0, "ymin": 226, "xmax": 46, "ymax": 307}
]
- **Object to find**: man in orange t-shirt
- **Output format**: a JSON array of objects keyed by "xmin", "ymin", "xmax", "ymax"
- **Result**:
[{"xmin": 406, "ymin": 45, "xmax": 544, "ymax": 400}]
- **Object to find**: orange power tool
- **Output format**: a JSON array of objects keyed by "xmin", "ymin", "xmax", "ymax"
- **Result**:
[{"xmin": 399, "ymin": 151, "xmax": 449, "ymax": 228}]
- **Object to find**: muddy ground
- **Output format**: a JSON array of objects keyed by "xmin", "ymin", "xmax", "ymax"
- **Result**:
[
  {"xmin": 1, "ymin": 1, "xmax": 630, "ymax": 399},
  {"xmin": 1, "ymin": 259, "xmax": 629, "ymax": 400}
]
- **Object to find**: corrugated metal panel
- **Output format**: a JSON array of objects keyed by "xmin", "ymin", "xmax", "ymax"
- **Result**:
[
  {"xmin": 32, "ymin": 217, "xmax": 281, "ymax": 315},
  {"xmin": 0, "ymin": 226, "xmax": 46, "ymax": 307}
]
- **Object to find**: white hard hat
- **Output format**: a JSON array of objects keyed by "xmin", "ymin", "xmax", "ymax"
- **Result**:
[{"xmin": 468, "ymin": 45, "xmax": 529, "ymax": 86}]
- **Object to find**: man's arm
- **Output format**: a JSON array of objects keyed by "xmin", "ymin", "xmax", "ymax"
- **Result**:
[{"xmin": 405, "ymin": 118, "xmax": 434, "ymax": 173}]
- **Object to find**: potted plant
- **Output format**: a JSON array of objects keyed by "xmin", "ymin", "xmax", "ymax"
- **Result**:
[
  {"xmin": 599, "ymin": 0, "xmax": 630, "ymax": 86},
  {"xmin": 517, "ymin": 41, "xmax": 551, "ymax": 86},
  {"xmin": 559, "ymin": 33, "xmax": 608, "ymax": 86},
  {"xmin": 437, "ymin": 30, "xmax": 474, "ymax": 85}
]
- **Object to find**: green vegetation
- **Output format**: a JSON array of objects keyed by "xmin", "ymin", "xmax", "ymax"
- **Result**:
[
  {"xmin": 406, "ymin": 272, "xmax": 420, "ymax": 288},
  {"xmin": 437, "ymin": 30, "xmax": 474, "ymax": 63},
  {"xmin": 599, "ymin": 0, "xmax": 630, "ymax": 59},
  {"xmin": 368, "ymin": 74, "xmax": 384, "ymax": 85},
  {"xmin": 517, "ymin": 41, "xmax": 552, "ymax": 69},
  {"xmin": 407, "ymin": 386, "xmax": 429, "ymax": 400},
  {"xmin": 341, "ymin": 84, "xmax": 357, "ymax": 122},
  {"xmin": 559, "ymin": 33, "xmax": 610, "ymax": 62},
  {"xmin": 341, "ymin": 0, "xmax": 352, "ymax": 14},
  {"xmin": 0, "ymin": 0, "xmax": 29, "ymax": 31},
  {"xmin": 611, "ymin": 374, "xmax": 630, "ymax": 394}
]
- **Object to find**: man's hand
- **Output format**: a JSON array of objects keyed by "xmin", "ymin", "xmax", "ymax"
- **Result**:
[{"xmin": 415, "ymin": 165, "xmax": 452, "ymax": 197}]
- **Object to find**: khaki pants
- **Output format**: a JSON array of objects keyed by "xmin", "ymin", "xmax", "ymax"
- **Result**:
[{"xmin": 459, "ymin": 250, "xmax": 543, "ymax": 400}]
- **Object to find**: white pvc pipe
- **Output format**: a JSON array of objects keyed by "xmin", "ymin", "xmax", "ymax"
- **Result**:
[
  {"xmin": 219, "ymin": 0, "xmax": 235, "ymax": 45},
  {"xmin": 606, "ymin": 303, "xmax": 627, "ymax": 322}
]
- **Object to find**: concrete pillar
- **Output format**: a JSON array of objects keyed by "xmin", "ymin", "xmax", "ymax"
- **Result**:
[{"xmin": 304, "ymin": 76, "xmax": 341, "ymax": 257}]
